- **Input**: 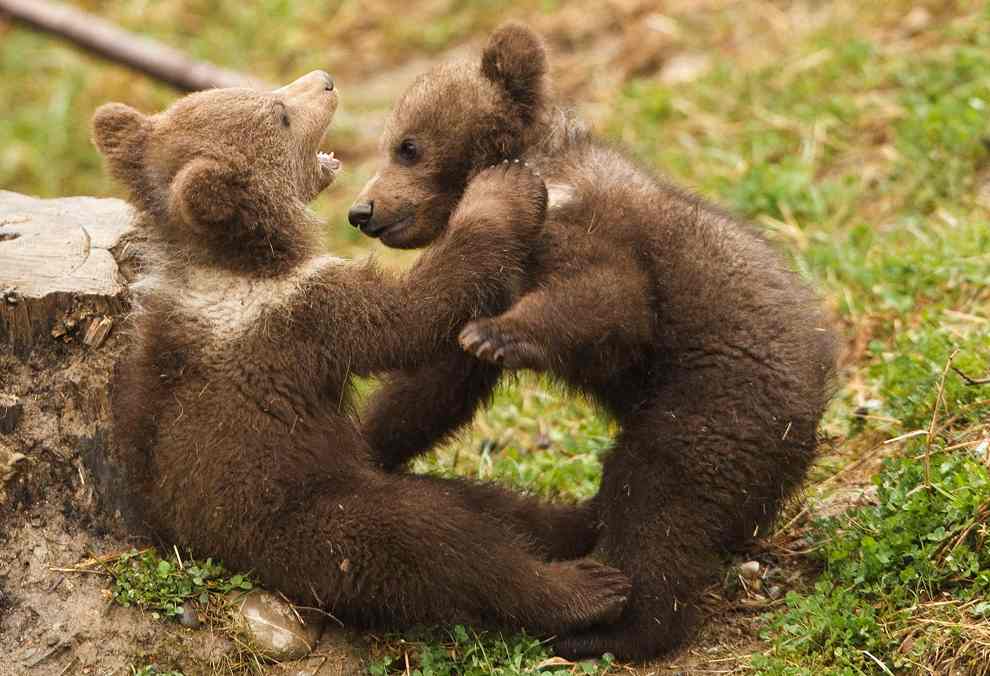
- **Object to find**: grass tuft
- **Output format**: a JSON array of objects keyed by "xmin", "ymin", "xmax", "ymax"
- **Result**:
[
  {"xmin": 755, "ymin": 450, "xmax": 990, "ymax": 675},
  {"xmin": 108, "ymin": 548, "xmax": 254, "ymax": 622},
  {"xmin": 367, "ymin": 625, "xmax": 614, "ymax": 675}
]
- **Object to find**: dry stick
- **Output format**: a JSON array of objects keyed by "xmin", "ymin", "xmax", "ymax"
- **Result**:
[
  {"xmin": 926, "ymin": 348, "xmax": 960, "ymax": 486},
  {"xmin": 0, "ymin": 0, "xmax": 268, "ymax": 92},
  {"xmin": 56, "ymin": 657, "xmax": 78, "ymax": 676},
  {"xmin": 953, "ymin": 366, "xmax": 990, "ymax": 386}
]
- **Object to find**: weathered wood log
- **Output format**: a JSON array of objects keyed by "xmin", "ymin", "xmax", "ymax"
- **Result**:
[
  {"xmin": 0, "ymin": 0, "xmax": 268, "ymax": 92},
  {"xmin": 0, "ymin": 190, "xmax": 135, "ymax": 357}
]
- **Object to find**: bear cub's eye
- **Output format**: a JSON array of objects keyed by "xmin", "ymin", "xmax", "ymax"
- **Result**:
[{"xmin": 397, "ymin": 139, "xmax": 419, "ymax": 164}]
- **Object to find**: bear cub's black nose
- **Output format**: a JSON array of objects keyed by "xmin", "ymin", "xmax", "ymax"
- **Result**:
[{"xmin": 348, "ymin": 201, "xmax": 374, "ymax": 229}]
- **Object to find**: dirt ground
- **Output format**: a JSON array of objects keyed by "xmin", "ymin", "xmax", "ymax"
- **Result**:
[{"xmin": 0, "ymin": 333, "xmax": 186, "ymax": 674}]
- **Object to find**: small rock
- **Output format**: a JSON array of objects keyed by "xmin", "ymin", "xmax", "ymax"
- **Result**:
[
  {"xmin": 230, "ymin": 589, "xmax": 323, "ymax": 661},
  {"xmin": 180, "ymin": 600, "xmax": 200, "ymax": 628},
  {"xmin": 534, "ymin": 432, "xmax": 551, "ymax": 450},
  {"xmin": 0, "ymin": 441, "xmax": 27, "ymax": 503},
  {"xmin": 767, "ymin": 585, "xmax": 783, "ymax": 600},
  {"xmin": 810, "ymin": 485, "xmax": 879, "ymax": 521},
  {"xmin": 902, "ymin": 7, "xmax": 931, "ymax": 33},
  {"xmin": 739, "ymin": 560, "xmax": 761, "ymax": 580},
  {"xmin": 660, "ymin": 53, "xmax": 710, "ymax": 85}
]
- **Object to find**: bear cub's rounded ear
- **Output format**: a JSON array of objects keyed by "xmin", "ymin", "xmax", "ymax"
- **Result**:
[
  {"xmin": 481, "ymin": 22, "xmax": 548, "ymax": 119},
  {"xmin": 92, "ymin": 103, "xmax": 150, "ymax": 158},
  {"xmin": 169, "ymin": 159, "xmax": 240, "ymax": 232}
]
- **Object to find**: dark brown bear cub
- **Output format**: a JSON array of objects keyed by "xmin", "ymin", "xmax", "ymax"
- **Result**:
[
  {"xmin": 96, "ymin": 71, "xmax": 631, "ymax": 636},
  {"xmin": 352, "ymin": 26, "xmax": 838, "ymax": 660}
]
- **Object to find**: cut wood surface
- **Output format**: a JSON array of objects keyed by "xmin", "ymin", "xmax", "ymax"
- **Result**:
[{"xmin": 0, "ymin": 190, "xmax": 135, "ymax": 354}]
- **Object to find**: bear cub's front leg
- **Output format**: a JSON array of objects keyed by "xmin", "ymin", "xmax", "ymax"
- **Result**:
[
  {"xmin": 455, "ymin": 159, "xmax": 549, "ymax": 243},
  {"xmin": 455, "ymin": 159, "xmax": 550, "ymax": 370}
]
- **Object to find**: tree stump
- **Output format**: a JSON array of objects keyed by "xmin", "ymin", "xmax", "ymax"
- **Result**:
[{"xmin": 0, "ymin": 190, "xmax": 134, "ymax": 357}]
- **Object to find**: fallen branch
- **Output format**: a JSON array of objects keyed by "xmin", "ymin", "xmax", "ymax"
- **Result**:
[
  {"xmin": 953, "ymin": 366, "xmax": 990, "ymax": 386},
  {"xmin": 0, "ymin": 0, "xmax": 268, "ymax": 92}
]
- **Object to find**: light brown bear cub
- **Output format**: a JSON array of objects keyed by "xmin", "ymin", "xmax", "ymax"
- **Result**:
[
  {"xmin": 96, "ymin": 71, "xmax": 631, "ymax": 635},
  {"xmin": 352, "ymin": 25, "xmax": 838, "ymax": 660}
]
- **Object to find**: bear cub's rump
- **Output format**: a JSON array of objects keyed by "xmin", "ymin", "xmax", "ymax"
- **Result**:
[
  {"xmin": 353, "ymin": 24, "xmax": 838, "ymax": 661},
  {"xmin": 96, "ymin": 71, "xmax": 630, "ymax": 636}
]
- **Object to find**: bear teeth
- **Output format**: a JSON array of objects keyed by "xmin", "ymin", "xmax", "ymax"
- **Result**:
[{"xmin": 318, "ymin": 151, "xmax": 341, "ymax": 172}]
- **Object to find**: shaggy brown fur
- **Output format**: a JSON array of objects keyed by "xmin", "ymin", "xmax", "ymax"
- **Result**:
[
  {"xmin": 352, "ymin": 25, "xmax": 838, "ymax": 660},
  {"xmin": 96, "ymin": 71, "xmax": 632, "ymax": 636}
]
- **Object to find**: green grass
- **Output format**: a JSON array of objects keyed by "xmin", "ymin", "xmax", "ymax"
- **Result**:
[
  {"xmin": 367, "ymin": 625, "xmax": 613, "ymax": 676},
  {"xmin": 108, "ymin": 549, "xmax": 254, "ymax": 621},
  {"xmin": 132, "ymin": 666, "xmax": 185, "ymax": 676},
  {"xmin": 4, "ymin": 0, "xmax": 990, "ymax": 673},
  {"xmin": 413, "ymin": 378, "xmax": 612, "ymax": 501},
  {"xmin": 753, "ymin": 452, "xmax": 990, "ymax": 674}
]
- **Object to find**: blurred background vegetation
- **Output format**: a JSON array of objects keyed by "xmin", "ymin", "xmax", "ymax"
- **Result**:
[{"xmin": 3, "ymin": 0, "xmax": 990, "ymax": 673}]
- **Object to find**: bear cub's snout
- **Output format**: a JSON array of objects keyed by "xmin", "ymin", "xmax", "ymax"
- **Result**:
[{"xmin": 348, "ymin": 201, "xmax": 374, "ymax": 230}]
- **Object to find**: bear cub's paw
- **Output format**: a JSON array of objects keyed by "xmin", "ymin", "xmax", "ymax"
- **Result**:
[
  {"xmin": 459, "ymin": 317, "xmax": 547, "ymax": 370},
  {"xmin": 456, "ymin": 159, "xmax": 548, "ymax": 239},
  {"xmin": 540, "ymin": 559, "xmax": 631, "ymax": 634}
]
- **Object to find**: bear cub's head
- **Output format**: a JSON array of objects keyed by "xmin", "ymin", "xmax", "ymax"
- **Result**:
[
  {"xmin": 93, "ymin": 71, "xmax": 340, "ymax": 273},
  {"xmin": 348, "ymin": 22, "xmax": 549, "ymax": 249}
]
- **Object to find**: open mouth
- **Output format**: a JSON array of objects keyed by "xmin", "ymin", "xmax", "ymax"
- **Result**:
[
  {"xmin": 315, "ymin": 100, "xmax": 340, "ymax": 177},
  {"xmin": 318, "ymin": 151, "xmax": 341, "ymax": 173},
  {"xmin": 364, "ymin": 213, "xmax": 413, "ymax": 239}
]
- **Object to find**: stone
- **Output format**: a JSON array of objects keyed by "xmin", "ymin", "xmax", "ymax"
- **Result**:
[
  {"xmin": 229, "ymin": 589, "xmax": 324, "ymax": 661},
  {"xmin": 0, "ymin": 439, "xmax": 27, "ymax": 503},
  {"xmin": 810, "ymin": 485, "xmax": 879, "ymax": 521},
  {"xmin": 902, "ymin": 7, "xmax": 931, "ymax": 34},
  {"xmin": 660, "ymin": 53, "xmax": 710, "ymax": 85},
  {"xmin": 738, "ymin": 560, "xmax": 761, "ymax": 581},
  {"xmin": 180, "ymin": 600, "xmax": 200, "ymax": 628}
]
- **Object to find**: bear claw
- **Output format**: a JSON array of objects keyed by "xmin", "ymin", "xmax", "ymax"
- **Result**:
[
  {"xmin": 539, "ymin": 559, "xmax": 632, "ymax": 634},
  {"xmin": 459, "ymin": 319, "xmax": 547, "ymax": 370}
]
